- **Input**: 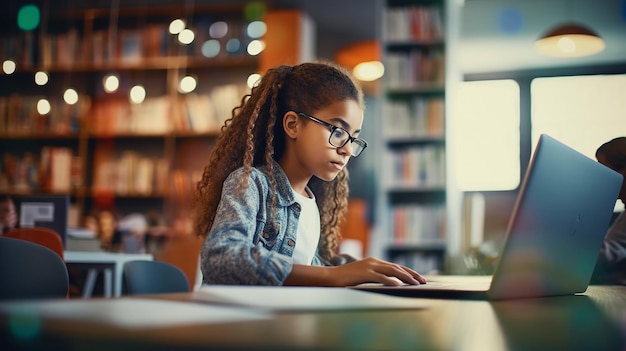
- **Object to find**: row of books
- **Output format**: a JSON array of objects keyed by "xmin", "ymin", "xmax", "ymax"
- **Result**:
[
  {"xmin": 384, "ymin": 5, "xmax": 444, "ymax": 42},
  {"xmin": 2, "ymin": 18, "xmax": 257, "ymax": 69},
  {"xmin": 92, "ymin": 149, "xmax": 169, "ymax": 196},
  {"xmin": 384, "ymin": 98, "xmax": 444, "ymax": 138},
  {"xmin": 384, "ymin": 145, "xmax": 446, "ymax": 189},
  {"xmin": 389, "ymin": 205, "xmax": 446, "ymax": 245},
  {"xmin": 0, "ymin": 95, "xmax": 87, "ymax": 135},
  {"xmin": 386, "ymin": 51, "xmax": 445, "ymax": 87},
  {"xmin": 90, "ymin": 96, "xmax": 171, "ymax": 135},
  {"xmin": 176, "ymin": 84, "xmax": 248, "ymax": 134},
  {"xmin": 1, "ymin": 146, "xmax": 203, "ymax": 198},
  {"xmin": 0, "ymin": 147, "xmax": 80, "ymax": 193},
  {"xmin": 170, "ymin": 169, "xmax": 204, "ymax": 204},
  {"xmin": 90, "ymin": 83, "xmax": 246, "ymax": 135}
]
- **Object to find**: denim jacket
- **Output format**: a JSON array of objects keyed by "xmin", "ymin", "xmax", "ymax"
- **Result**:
[{"xmin": 200, "ymin": 161, "xmax": 325, "ymax": 285}]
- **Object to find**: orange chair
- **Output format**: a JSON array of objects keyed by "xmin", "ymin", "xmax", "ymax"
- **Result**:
[{"xmin": 3, "ymin": 227, "xmax": 65, "ymax": 259}]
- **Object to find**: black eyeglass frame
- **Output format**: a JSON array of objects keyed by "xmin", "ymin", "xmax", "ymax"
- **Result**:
[{"xmin": 295, "ymin": 112, "xmax": 368, "ymax": 157}]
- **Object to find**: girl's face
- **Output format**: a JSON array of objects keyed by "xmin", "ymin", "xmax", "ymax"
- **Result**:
[{"xmin": 290, "ymin": 99, "xmax": 364, "ymax": 182}]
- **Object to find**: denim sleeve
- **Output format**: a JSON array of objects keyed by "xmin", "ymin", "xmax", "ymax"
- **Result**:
[{"xmin": 200, "ymin": 168, "xmax": 293, "ymax": 285}]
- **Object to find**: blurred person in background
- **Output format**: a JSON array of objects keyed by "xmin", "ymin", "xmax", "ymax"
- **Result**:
[{"xmin": 592, "ymin": 137, "xmax": 626, "ymax": 285}]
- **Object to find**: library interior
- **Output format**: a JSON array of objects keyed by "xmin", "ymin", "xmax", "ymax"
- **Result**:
[{"xmin": 1, "ymin": 0, "xmax": 626, "ymax": 350}]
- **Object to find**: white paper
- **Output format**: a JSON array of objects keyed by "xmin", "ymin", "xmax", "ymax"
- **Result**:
[
  {"xmin": 194, "ymin": 286, "xmax": 430, "ymax": 311},
  {"xmin": 0, "ymin": 298, "xmax": 270, "ymax": 329}
]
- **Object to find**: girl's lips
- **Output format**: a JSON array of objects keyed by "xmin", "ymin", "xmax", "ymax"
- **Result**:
[{"xmin": 331, "ymin": 161, "xmax": 345, "ymax": 170}]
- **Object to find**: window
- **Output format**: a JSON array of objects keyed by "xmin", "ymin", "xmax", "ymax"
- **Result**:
[
  {"xmin": 531, "ymin": 74, "xmax": 626, "ymax": 160},
  {"xmin": 532, "ymin": 74, "xmax": 626, "ymax": 211},
  {"xmin": 453, "ymin": 79, "xmax": 520, "ymax": 191}
]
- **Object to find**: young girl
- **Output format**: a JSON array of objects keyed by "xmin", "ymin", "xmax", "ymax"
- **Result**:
[{"xmin": 193, "ymin": 61, "xmax": 426, "ymax": 287}]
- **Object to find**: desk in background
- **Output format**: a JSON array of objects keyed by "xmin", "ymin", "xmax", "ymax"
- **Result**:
[
  {"xmin": 64, "ymin": 251, "xmax": 153, "ymax": 298},
  {"xmin": 1, "ymin": 285, "xmax": 626, "ymax": 350}
]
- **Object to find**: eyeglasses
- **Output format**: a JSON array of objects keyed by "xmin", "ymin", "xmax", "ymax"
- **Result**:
[{"xmin": 296, "ymin": 112, "xmax": 368, "ymax": 157}]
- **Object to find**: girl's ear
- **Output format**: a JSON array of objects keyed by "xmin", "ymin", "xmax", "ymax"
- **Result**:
[{"xmin": 283, "ymin": 111, "xmax": 300, "ymax": 139}]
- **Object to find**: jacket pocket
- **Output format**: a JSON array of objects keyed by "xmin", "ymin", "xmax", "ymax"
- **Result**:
[{"xmin": 258, "ymin": 224, "xmax": 279, "ymax": 250}]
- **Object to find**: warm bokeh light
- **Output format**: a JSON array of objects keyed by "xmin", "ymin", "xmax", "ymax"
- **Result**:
[
  {"xmin": 209, "ymin": 21, "xmax": 228, "ymax": 38},
  {"xmin": 201, "ymin": 40, "xmax": 221, "ymax": 58},
  {"xmin": 353, "ymin": 61, "xmax": 384, "ymax": 81},
  {"xmin": 130, "ymin": 85, "xmax": 146, "ymax": 104},
  {"xmin": 247, "ymin": 21, "xmax": 267, "ymax": 38},
  {"xmin": 3, "ymin": 60, "xmax": 16, "ymax": 74},
  {"xmin": 178, "ymin": 75, "xmax": 197, "ymax": 94},
  {"xmin": 246, "ymin": 40, "xmax": 265, "ymax": 56},
  {"xmin": 169, "ymin": 19, "xmax": 185, "ymax": 34},
  {"xmin": 103, "ymin": 74, "xmax": 119, "ymax": 93},
  {"xmin": 34, "ymin": 71, "xmax": 48, "ymax": 85},
  {"xmin": 247, "ymin": 73, "xmax": 261, "ymax": 88},
  {"xmin": 178, "ymin": 29, "xmax": 195, "ymax": 44},
  {"xmin": 535, "ymin": 23, "xmax": 605, "ymax": 58},
  {"xmin": 37, "ymin": 98, "xmax": 51, "ymax": 115},
  {"xmin": 63, "ymin": 88, "xmax": 79, "ymax": 105},
  {"xmin": 536, "ymin": 34, "xmax": 605, "ymax": 57}
]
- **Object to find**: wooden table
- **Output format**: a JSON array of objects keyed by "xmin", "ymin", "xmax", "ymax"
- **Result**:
[{"xmin": 1, "ymin": 285, "xmax": 625, "ymax": 350}]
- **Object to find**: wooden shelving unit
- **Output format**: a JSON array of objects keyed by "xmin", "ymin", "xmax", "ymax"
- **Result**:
[
  {"xmin": 379, "ymin": 0, "xmax": 448, "ymax": 274},
  {"xmin": 0, "ymin": 4, "xmax": 261, "ymax": 230}
]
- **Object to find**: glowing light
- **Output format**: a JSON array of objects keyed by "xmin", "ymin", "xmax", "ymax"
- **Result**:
[
  {"xmin": 247, "ymin": 40, "xmax": 265, "ymax": 56},
  {"xmin": 103, "ymin": 74, "xmax": 119, "ymax": 93},
  {"xmin": 557, "ymin": 37, "xmax": 577, "ymax": 53},
  {"xmin": 178, "ymin": 75, "xmax": 197, "ymax": 94},
  {"xmin": 3, "ymin": 60, "xmax": 16, "ymax": 74},
  {"xmin": 17, "ymin": 5, "xmax": 40, "ymax": 31},
  {"xmin": 63, "ymin": 88, "xmax": 79, "ymax": 105},
  {"xmin": 535, "ymin": 23, "xmax": 605, "ymax": 58},
  {"xmin": 247, "ymin": 73, "xmax": 261, "ymax": 88},
  {"xmin": 353, "ymin": 61, "xmax": 384, "ymax": 82},
  {"xmin": 202, "ymin": 40, "xmax": 221, "ymax": 58},
  {"xmin": 130, "ymin": 85, "xmax": 146, "ymax": 104},
  {"xmin": 247, "ymin": 21, "xmax": 267, "ymax": 38},
  {"xmin": 178, "ymin": 29, "xmax": 195, "ymax": 44},
  {"xmin": 209, "ymin": 21, "xmax": 228, "ymax": 38},
  {"xmin": 37, "ymin": 99, "xmax": 51, "ymax": 115},
  {"xmin": 169, "ymin": 19, "xmax": 185, "ymax": 34},
  {"xmin": 226, "ymin": 38, "xmax": 240, "ymax": 53},
  {"xmin": 244, "ymin": 2, "xmax": 267, "ymax": 21},
  {"xmin": 34, "ymin": 71, "xmax": 48, "ymax": 85}
]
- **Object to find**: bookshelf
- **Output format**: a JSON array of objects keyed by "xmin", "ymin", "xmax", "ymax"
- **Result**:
[
  {"xmin": 380, "ymin": 0, "xmax": 447, "ymax": 274},
  {"xmin": 0, "ymin": 4, "xmax": 260, "ymax": 231}
]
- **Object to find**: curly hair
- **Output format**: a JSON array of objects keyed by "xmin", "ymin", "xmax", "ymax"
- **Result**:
[{"xmin": 192, "ymin": 61, "xmax": 364, "ymax": 262}]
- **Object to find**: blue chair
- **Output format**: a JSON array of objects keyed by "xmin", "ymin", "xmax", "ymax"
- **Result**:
[
  {"xmin": 0, "ymin": 237, "xmax": 69, "ymax": 300},
  {"xmin": 123, "ymin": 260, "xmax": 190, "ymax": 295}
]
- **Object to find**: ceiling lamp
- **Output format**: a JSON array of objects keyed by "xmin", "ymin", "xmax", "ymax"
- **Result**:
[
  {"xmin": 335, "ymin": 41, "xmax": 384, "ymax": 82},
  {"xmin": 535, "ymin": 22, "xmax": 605, "ymax": 58}
]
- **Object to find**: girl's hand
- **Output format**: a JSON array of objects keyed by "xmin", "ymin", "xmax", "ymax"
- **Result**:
[{"xmin": 328, "ymin": 257, "xmax": 427, "ymax": 287}]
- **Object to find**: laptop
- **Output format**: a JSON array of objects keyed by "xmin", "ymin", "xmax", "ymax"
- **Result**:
[
  {"xmin": 14, "ymin": 194, "xmax": 69, "ymax": 247},
  {"xmin": 354, "ymin": 134, "xmax": 623, "ymax": 300}
]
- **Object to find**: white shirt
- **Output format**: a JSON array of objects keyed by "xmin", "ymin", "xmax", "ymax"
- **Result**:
[{"xmin": 291, "ymin": 187, "xmax": 321, "ymax": 265}]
